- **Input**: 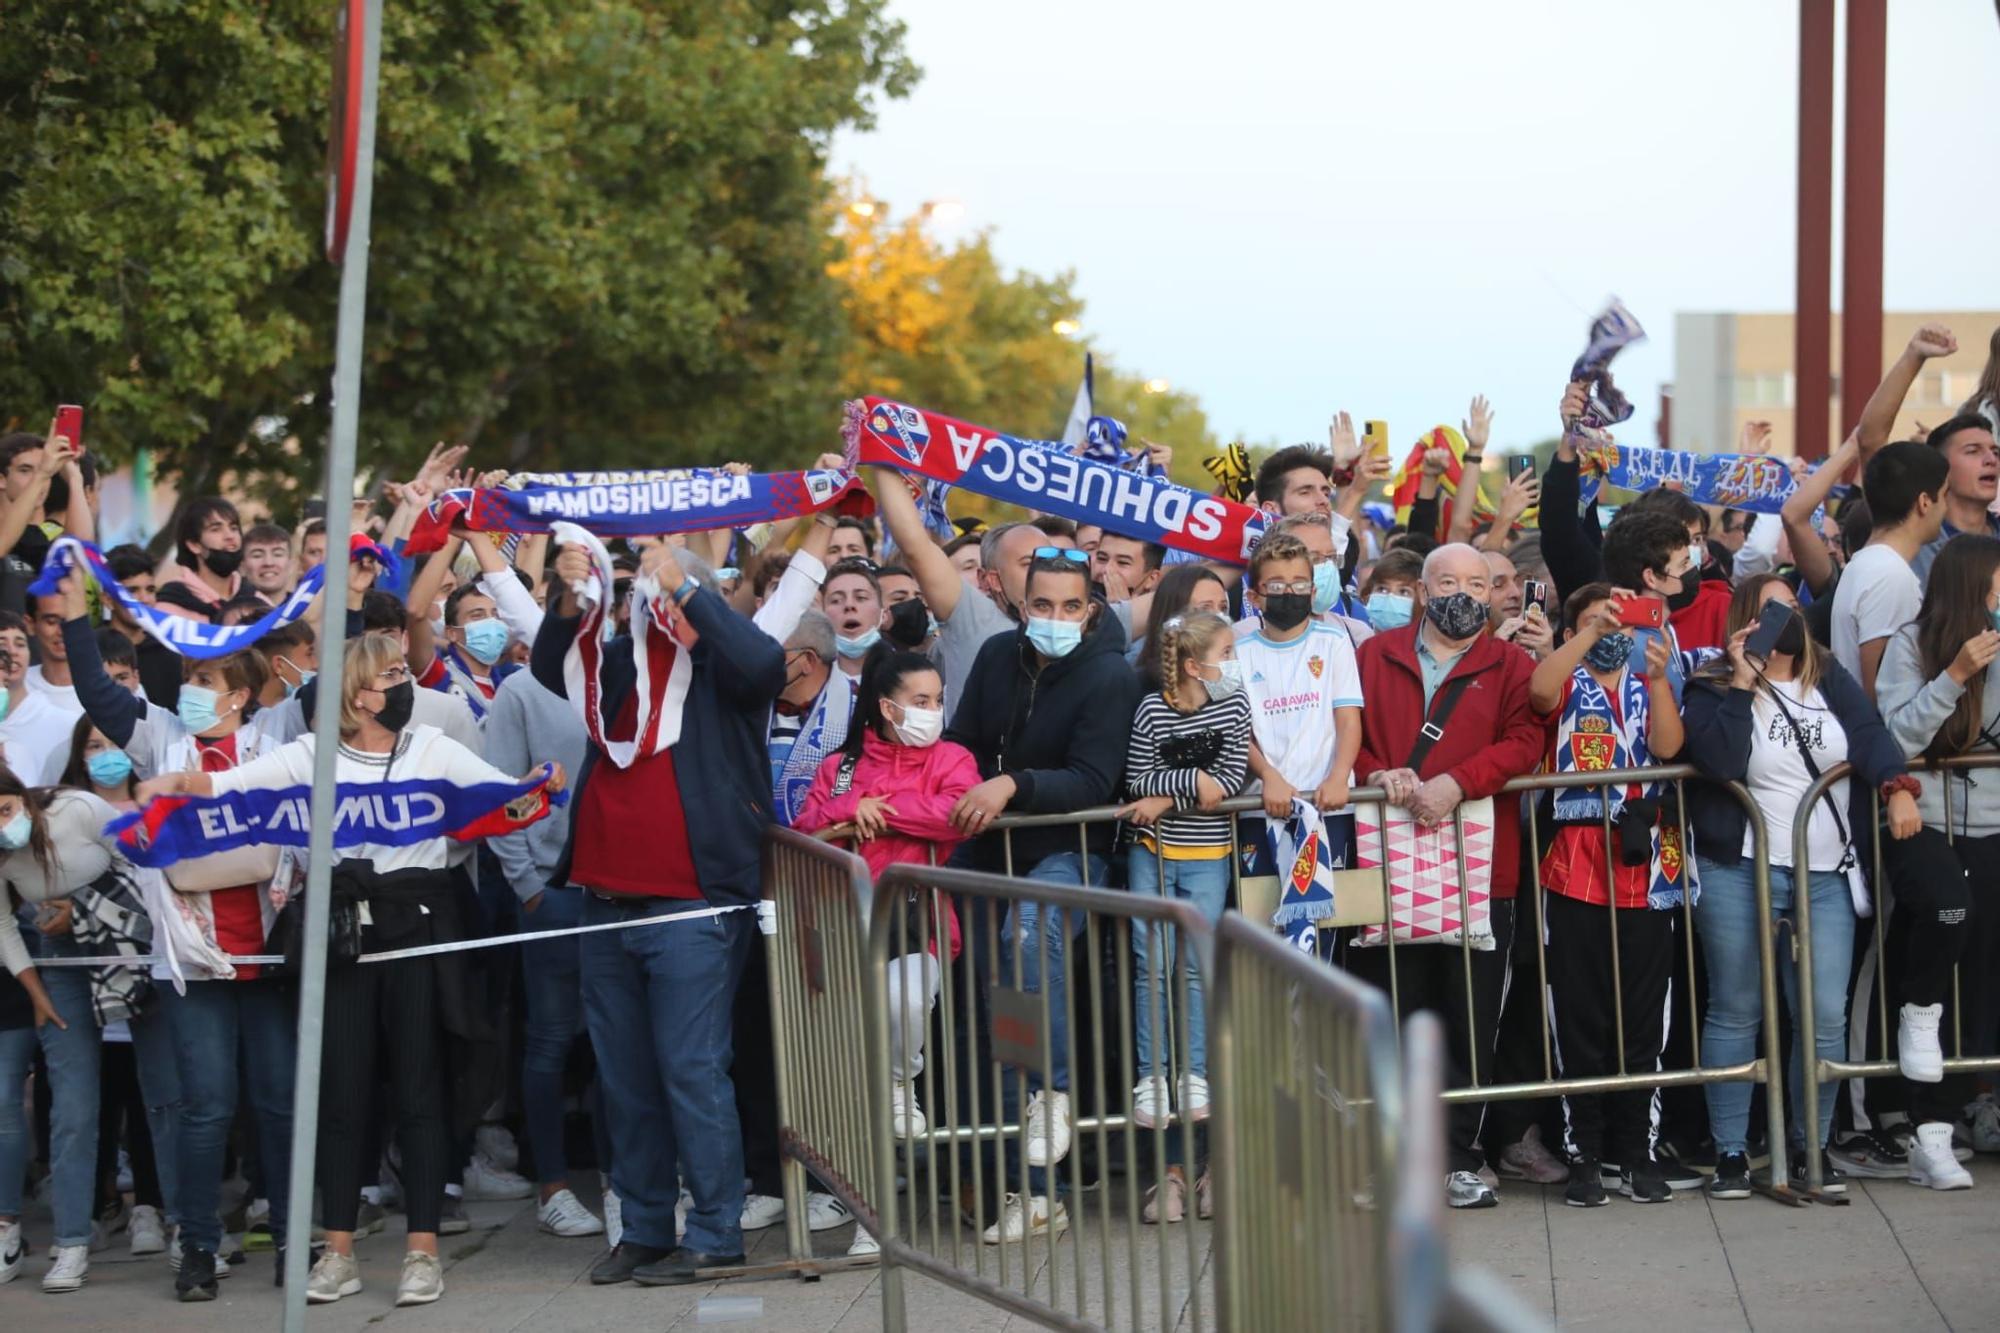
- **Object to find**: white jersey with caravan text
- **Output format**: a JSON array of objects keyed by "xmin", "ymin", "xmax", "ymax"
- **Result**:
[{"xmin": 1235, "ymin": 620, "xmax": 1363, "ymax": 790}]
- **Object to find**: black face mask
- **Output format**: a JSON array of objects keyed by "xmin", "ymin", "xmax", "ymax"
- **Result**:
[
  {"xmin": 202, "ymin": 546, "xmax": 243, "ymax": 579},
  {"xmin": 374, "ymin": 680, "xmax": 415, "ymax": 733},
  {"xmin": 1662, "ymin": 573, "xmax": 1699, "ymax": 612},
  {"xmin": 1260, "ymin": 592, "xmax": 1313, "ymax": 632},
  {"xmin": 1773, "ymin": 619, "xmax": 1807, "ymax": 658},
  {"xmin": 886, "ymin": 596, "xmax": 931, "ymax": 649}
]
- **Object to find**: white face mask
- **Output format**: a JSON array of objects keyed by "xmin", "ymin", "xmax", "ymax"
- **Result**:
[
  {"xmin": 1688, "ymin": 542, "xmax": 1706, "ymax": 572},
  {"xmin": 888, "ymin": 701, "xmax": 944, "ymax": 748},
  {"xmin": 1202, "ymin": 659, "xmax": 1245, "ymax": 699}
]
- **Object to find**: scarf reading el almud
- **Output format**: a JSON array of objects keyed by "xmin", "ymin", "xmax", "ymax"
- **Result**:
[
  {"xmin": 108, "ymin": 766, "xmax": 564, "ymax": 869},
  {"xmin": 550, "ymin": 521, "xmax": 693, "ymax": 770},
  {"xmin": 845, "ymin": 399, "xmax": 1269, "ymax": 565},
  {"xmin": 406, "ymin": 467, "xmax": 870, "ymax": 555},
  {"xmin": 33, "ymin": 534, "xmax": 399, "ymax": 661}
]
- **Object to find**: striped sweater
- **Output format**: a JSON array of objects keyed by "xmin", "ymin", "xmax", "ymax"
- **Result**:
[{"xmin": 1122, "ymin": 691, "xmax": 1253, "ymax": 851}]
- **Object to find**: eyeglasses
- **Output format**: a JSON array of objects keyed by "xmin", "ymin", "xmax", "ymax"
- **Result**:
[
  {"xmin": 1032, "ymin": 546, "xmax": 1089, "ymax": 564},
  {"xmin": 374, "ymin": 667, "xmax": 412, "ymax": 686},
  {"xmin": 1258, "ymin": 579, "xmax": 1314, "ymax": 597}
]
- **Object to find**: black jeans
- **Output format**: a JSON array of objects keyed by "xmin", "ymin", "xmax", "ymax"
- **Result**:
[
  {"xmin": 1877, "ymin": 826, "xmax": 2000, "ymax": 1125},
  {"xmin": 1542, "ymin": 892, "xmax": 1675, "ymax": 1165},
  {"xmin": 1342, "ymin": 901, "xmax": 1516, "ymax": 1174},
  {"xmin": 318, "ymin": 955, "xmax": 450, "ymax": 1235}
]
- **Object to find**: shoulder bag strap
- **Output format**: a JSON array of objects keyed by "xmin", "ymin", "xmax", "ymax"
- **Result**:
[
  {"xmin": 1405, "ymin": 672, "xmax": 1475, "ymax": 772},
  {"xmin": 1763, "ymin": 682, "xmax": 1854, "ymax": 859}
]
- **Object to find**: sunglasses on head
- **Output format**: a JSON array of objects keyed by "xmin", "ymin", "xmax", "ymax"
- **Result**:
[{"xmin": 1032, "ymin": 546, "xmax": 1089, "ymax": 564}]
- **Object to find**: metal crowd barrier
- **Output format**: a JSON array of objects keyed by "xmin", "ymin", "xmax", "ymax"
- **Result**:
[{"xmin": 1789, "ymin": 754, "xmax": 2000, "ymax": 1195}]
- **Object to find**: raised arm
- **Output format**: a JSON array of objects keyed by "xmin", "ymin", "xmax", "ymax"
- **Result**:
[
  {"xmin": 1858, "ymin": 325, "xmax": 1957, "ymax": 462},
  {"xmin": 59, "ymin": 572, "xmax": 145, "ymax": 749},
  {"xmin": 0, "ymin": 425, "xmax": 70, "ymax": 562},
  {"xmin": 1780, "ymin": 431, "xmax": 1856, "ymax": 596},
  {"xmin": 866, "ymin": 467, "xmax": 963, "ymax": 622}
]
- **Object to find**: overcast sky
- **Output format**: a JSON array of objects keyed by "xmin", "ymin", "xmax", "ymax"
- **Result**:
[{"xmin": 832, "ymin": 0, "xmax": 2000, "ymax": 455}]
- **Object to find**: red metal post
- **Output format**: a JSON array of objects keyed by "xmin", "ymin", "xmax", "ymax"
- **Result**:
[
  {"xmin": 1841, "ymin": 0, "xmax": 1888, "ymax": 438},
  {"xmin": 1795, "ymin": 0, "xmax": 1835, "ymax": 460}
]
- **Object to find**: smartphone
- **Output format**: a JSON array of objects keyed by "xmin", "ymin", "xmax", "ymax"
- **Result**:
[
  {"xmin": 53, "ymin": 404, "xmax": 82, "ymax": 451},
  {"xmin": 1507, "ymin": 454, "xmax": 1536, "ymax": 481},
  {"xmin": 1522, "ymin": 578, "xmax": 1547, "ymax": 611},
  {"xmin": 1745, "ymin": 601, "xmax": 1795, "ymax": 662},
  {"xmin": 303, "ymin": 498, "xmax": 328, "ymax": 522},
  {"xmin": 1363, "ymin": 420, "xmax": 1390, "ymax": 457},
  {"xmin": 1616, "ymin": 598, "xmax": 1666, "ymax": 630}
]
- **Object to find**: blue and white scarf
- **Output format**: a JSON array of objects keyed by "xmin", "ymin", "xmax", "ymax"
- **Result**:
[
  {"xmin": 1571, "ymin": 300, "xmax": 1647, "ymax": 431},
  {"xmin": 108, "ymin": 765, "xmax": 566, "ymax": 869},
  {"xmin": 1076, "ymin": 416, "xmax": 1166, "ymax": 479},
  {"xmin": 427, "ymin": 642, "xmax": 522, "ymax": 725},
  {"xmin": 1268, "ymin": 797, "xmax": 1340, "ymax": 953},
  {"xmin": 1550, "ymin": 666, "xmax": 1695, "ymax": 909},
  {"xmin": 772, "ymin": 674, "xmax": 855, "ymax": 826}
]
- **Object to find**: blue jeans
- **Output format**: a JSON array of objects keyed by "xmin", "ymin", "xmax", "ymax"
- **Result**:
[
  {"xmin": 580, "ymin": 895, "xmax": 752, "ymax": 1255},
  {"xmin": 1694, "ymin": 856, "xmax": 1855, "ymax": 1155},
  {"xmin": 15, "ymin": 938, "xmax": 103, "ymax": 1246},
  {"xmin": 521, "ymin": 887, "xmax": 588, "ymax": 1185},
  {"xmin": 127, "ymin": 994, "xmax": 184, "ymax": 1225},
  {"xmin": 1127, "ymin": 848, "xmax": 1228, "ymax": 1080},
  {"xmin": 161, "ymin": 979, "xmax": 296, "ymax": 1252},
  {"xmin": 1009, "ymin": 852, "xmax": 1108, "ymax": 1097}
]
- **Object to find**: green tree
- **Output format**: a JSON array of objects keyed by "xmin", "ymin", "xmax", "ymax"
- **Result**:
[{"xmin": 0, "ymin": 0, "xmax": 916, "ymax": 518}]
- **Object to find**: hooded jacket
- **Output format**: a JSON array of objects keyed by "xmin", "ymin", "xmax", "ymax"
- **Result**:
[
  {"xmin": 944, "ymin": 605, "xmax": 1140, "ymax": 870},
  {"xmin": 1876, "ymin": 622, "xmax": 2000, "ymax": 837}
]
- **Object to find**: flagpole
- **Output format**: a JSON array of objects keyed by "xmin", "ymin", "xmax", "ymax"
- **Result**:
[{"xmin": 282, "ymin": 0, "xmax": 380, "ymax": 1324}]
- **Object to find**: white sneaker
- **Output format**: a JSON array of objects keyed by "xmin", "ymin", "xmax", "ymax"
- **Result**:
[
  {"xmin": 1179, "ymin": 1074, "xmax": 1212, "ymax": 1123},
  {"xmin": 1025, "ymin": 1090, "xmax": 1072, "ymax": 1167},
  {"xmin": 49, "ymin": 1220, "xmax": 108, "ymax": 1260},
  {"xmin": 1970, "ymin": 1093, "xmax": 2000, "ymax": 1154},
  {"xmin": 981, "ymin": 1193, "xmax": 1068, "ymax": 1245},
  {"xmin": 536, "ymin": 1188, "xmax": 605, "ymax": 1238},
  {"xmin": 165, "ymin": 1225, "xmax": 180, "ymax": 1271},
  {"xmin": 42, "ymin": 1244, "xmax": 88, "ymax": 1293},
  {"xmin": 1899, "ymin": 1003, "xmax": 1945, "ymax": 1083},
  {"xmin": 601, "ymin": 1177, "xmax": 623, "ymax": 1250},
  {"xmin": 806, "ymin": 1192, "xmax": 852, "ymax": 1232},
  {"xmin": 890, "ymin": 1080, "xmax": 927, "ymax": 1138},
  {"xmin": 675, "ymin": 1185, "xmax": 691, "ymax": 1241},
  {"xmin": 462, "ymin": 1153, "xmax": 535, "ymax": 1201},
  {"xmin": 474, "ymin": 1123, "xmax": 520, "ymax": 1173},
  {"xmin": 128, "ymin": 1204, "xmax": 167, "ymax": 1256},
  {"xmin": 1131, "ymin": 1077, "xmax": 1171, "ymax": 1130},
  {"xmin": 306, "ymin": 1249, "xmax": 362, "ymax": 1303},
  {"xmin": 1, "ymin": 1219, "xmax": 22, "ymax": 1284},
  {"xmin": 847, "ymin": 1226, "xmax": 881, "ymax": 1257},
  {"xmin": 395, "ymin": 1250, "xmax": 444, "ymax": 1306},
  {"xmin": 741, "ymin": 1192, "xmax": 785, "ymax": 1232},
  {"xmin": 1909, "ymin": 1122, "xmax": 1974, "ymax": 1191}
]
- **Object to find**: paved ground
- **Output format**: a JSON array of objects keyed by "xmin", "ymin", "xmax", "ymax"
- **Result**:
[{"xmin": 4, "ymin": 1160, "xmax": 1996, "ymax": 1330}]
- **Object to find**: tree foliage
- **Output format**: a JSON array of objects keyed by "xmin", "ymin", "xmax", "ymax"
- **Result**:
[{"xmin": 1, "ymin": 0, "xmax": 916, "ymax": 508}]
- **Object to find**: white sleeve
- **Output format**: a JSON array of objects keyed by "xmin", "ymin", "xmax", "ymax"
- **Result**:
[
  {"xmin": 208, "ymin": 738, "xmax": 315, "ymax": 795},
  {"xmin": 1733, "ymin": 510, "xmax": 1782, "ymax": 582},
  {"xmin": 753, "ymin": 548, "xmax": 827, "ymax": 642},
  {"xmin": 1327, "ymin": 511, "xmax": 1352, "ymax": 563},
  {"xmin": 479, "ymin": 570, "xmax": 545, "ymax": 644},
  {"xmin": 426, "ymin": 734, "xmax": 525, "ymax": 789},
  {"xmin": 1328, "ymin": 634, "xmax": 1364, "ymax": 710}
]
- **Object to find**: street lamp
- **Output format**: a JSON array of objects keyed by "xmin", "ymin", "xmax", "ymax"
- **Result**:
[
  {"xmin": 848, "ymin": 199, "xmax": 877, "ymax": 218},
  {"xmin": 1051, "ymin": 319, "xmax": 1080, "ymax": 338},
  {"xmin": 1144, "ymin": 378, "xmax": 1170, "ymax": 395}
]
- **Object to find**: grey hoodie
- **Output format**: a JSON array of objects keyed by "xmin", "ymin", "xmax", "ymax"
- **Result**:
[
  {"xmin": 1875, "ymin": 623, "xmax": 2000, "ymax": 836},
  {"xmin": 482, "ymin": 669, "xmax": 590, "ymax": 903}
]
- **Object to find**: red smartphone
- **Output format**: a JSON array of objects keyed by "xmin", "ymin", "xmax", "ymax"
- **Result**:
[
  {"xmin": 53, "ymin": 404, "xmax": 82, "ymax": 451},
  {"xmin": 1616, "ymin": 598, "xmax": 1665, "ymax": 630}
]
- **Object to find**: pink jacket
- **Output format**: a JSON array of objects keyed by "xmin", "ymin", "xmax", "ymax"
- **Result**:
[{"xmin": 795, "ymin": 731, "xmax": 979, "ymax": 958}]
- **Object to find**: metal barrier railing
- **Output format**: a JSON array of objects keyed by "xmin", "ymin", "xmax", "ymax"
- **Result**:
[
  {"xmin": 863, "ymin": 860, "xmax": 1216, "ymax": 1333},
  {"xmin": 1789, "ymin": 753, "xmax": 2000, "ymax": 1195}
]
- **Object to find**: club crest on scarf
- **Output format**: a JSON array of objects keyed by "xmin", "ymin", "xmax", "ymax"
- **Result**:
[
  {"xmin": 1568, "ymin": 714, "xmax": 1615, "ymax": 772},
  {"xmin": 868, "ymin": 401, "xmax": 933, "ymax": 468}
]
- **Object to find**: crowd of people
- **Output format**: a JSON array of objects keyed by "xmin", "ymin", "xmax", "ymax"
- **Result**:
[{"xmin": 2, "ymin": 320, "xmax": 1999, "ymax": 1305}]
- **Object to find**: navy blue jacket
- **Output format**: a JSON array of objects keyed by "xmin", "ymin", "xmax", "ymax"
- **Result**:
[
  {"xmin": 1680, "ymin": 658, "xmax": 1907, "ymax": 869},
  {"xmin": 532, "ymin": 585, "xmax": 785, "ymax": 905}
]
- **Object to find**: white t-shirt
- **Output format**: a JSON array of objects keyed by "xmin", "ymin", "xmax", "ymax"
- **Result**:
[
  {"xmin": 1235, "ymin": 620, "xmax": 1364, "ymax": 790},
  {"xmin": 1742, "ymin": 678, "xmax": 1851, "ymax": 872},
  {"xmin": 0, "ymin": 688, "xmax": 81, "ymax": 787},
  {"xmin": 26, "ymin": 665, "xmax": 80, "ymax": 714},
  {"xmin": 1831, "ymin": 544, "xmax": 1920, "ymax": 682}
]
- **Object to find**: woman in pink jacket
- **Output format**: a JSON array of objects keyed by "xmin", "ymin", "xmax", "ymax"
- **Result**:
[{"xmin": 797, "ymin": 647, "xmax": 976, "ymax": 1142}]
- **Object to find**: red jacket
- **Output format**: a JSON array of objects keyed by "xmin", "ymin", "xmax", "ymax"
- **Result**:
[
  {"xmin": 1669, "ymin": 579, "xmax": 1733, "ymax": 651},
  {"xmin": 1353, "ymin": 625, "xmax": 1552, "ymax": 898},
  {"xmin": 794, "ymin": 730, "xmax": 980, "ymax": 957}
]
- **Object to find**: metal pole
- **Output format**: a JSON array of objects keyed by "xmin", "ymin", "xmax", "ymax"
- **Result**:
[
  {"xmin": 282, "ymin": 1, "xmax": 381, "ymax": 1323},
  {"xmin": 1794, "ymin": 0, "xmax": 1835, "ymax": 459},
  {"xmin": 1840, "ymin": 0, "xmax": 1887, "ymax": 438}
]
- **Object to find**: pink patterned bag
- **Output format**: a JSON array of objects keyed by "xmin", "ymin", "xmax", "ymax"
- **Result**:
[{"xmin": 1351, "ymin": 798, "xmax": 1496, "ymax": 950}]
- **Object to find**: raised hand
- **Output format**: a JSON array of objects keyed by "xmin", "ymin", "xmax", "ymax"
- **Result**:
[
  {"xmin": 1463, "ymin": 395, "xmax": 1494, "ymax": 453},
  {"xmin": 1328, "ymin": 411, "xmax": 1358, "ymax": 464},
  {"xmin": 1738, "ymin": 419, "xmax": 1774, "ymax": 456},
  {"xmin": 413, "ymin": 441, "xmax": 469, "ymax": 492},
  {"xmin": 1908, "ymin": 324, "xmax": 1957, "ymax": 361},
  {"xmin": 1559, "ymin": 380, "xmax": 1589, "ymax": 430},
  {"xmin": 1421, "ymin": 446, "xmax": 1453, "ymax": 479},
  {"xmin": 1494, "ymin": 470, "xmax": 1540, "ymax": 525}
]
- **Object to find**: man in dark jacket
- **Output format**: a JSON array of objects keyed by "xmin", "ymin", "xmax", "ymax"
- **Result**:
[
  {"xmin": 532, "ymin": 537, "xmax": 785, "ymax": 1287},
  {"xmin": 1346, "ymin": 542, "xmax": 1550, "ymax": 1211},
  {"xmin": 944, "ymin": 546, "xmax": 1138, "ymax": 1243}
]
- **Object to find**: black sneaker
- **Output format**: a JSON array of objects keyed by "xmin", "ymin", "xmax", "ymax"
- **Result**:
[
  {"xmin": 1619, "ymin": 1164, "xmax": 1673, "ymax": 1203},
  {"xmin": 1564, "ymin": 1158, "xmax": 1608, "ymax": 1208},
  {"xmin": 1708, "ymin": 1152, "xmax": 1752, "ymax": 1200},
  {"xmin": 176, "ymin": 1246, "xmax": 218, "ymax": 1302},
  {"xmin": 1790, "ymin": 1150, "xmax": 1847, "ymax": 1196},
  {"xmin": 590, "ymin": 1241, "xmax": 672, "ymax": 1286},
  {"xmin": 631, "ymin": 1246, "xmax": 748, "ymax": 1287},
  {"xmin": 1651, "ymin": 1140, "xmax": 1708, "ymax": 1192},
  {"xmin": 1828, "ymin": 1128, "xmax": 1907, "ymax": 1179}
]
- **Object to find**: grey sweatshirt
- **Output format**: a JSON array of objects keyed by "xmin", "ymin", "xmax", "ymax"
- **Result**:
[
  {"xmin": 482, "ymin": 669, "xmax": 590, "ymax": 904},
  {"xmin": 1876, "ymin": 623, "xmax": 2000, "ymax": 836}
]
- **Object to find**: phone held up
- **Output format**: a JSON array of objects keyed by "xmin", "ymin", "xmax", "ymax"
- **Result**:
[
  {"xmin": 1616, "ymin": 598, "xmax": 1666, "ymax": 630},
  {"xmin": 1363, "ymin": 420, "xmax": 1390, "ymax": 457},
  {"xmin": 1507, "ymin": 454, "xmax": 1536, "ymax": 482},
  {"xmin": 53, "ymin": 404, "xmax": 82, "ymax": 452},
  {"xmin": 1744, "ymin": 600, "xmax": 1795, "ymax": 663}
]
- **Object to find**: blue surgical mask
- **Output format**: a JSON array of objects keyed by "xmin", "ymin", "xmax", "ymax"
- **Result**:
[
  {"xmin": 834, "ymin": 627, "xmax": 881, "ymax": 660},
  {"xmin": 275, "ymin": 655, "xmax": 314, "ymax": 698},
  {"xmin": 1311, "ymin": 561, "xmax": 1342, "ymax": 615},
  {"xmin": 1366, "ymin": 591, "xmax": 1414, "ymax": 630},
  {"xmin": 1203, "ymin": 659, "xmax": 1246, "ymax": 699},
  {"xmin": 86, "ymin": 749, "xmax": 134, "ymax": 787},
  {"xmin": 0, "ymin": 813, "xmax": 30, "ymax": 851},
  {"xmin": 461, "ymin": 618, "xmax": 510, "ymax": 667},
  {"xmin": 1990, "ymin": 607, "xmax": 2000, "ymax": 633},
  {"xmin": 1026, "ymin": 616, "xmax": 1084, "ymax": 659},
  {"xmin": 176, "ymin": 683, "xmax": 230, "ymax": 734}
]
